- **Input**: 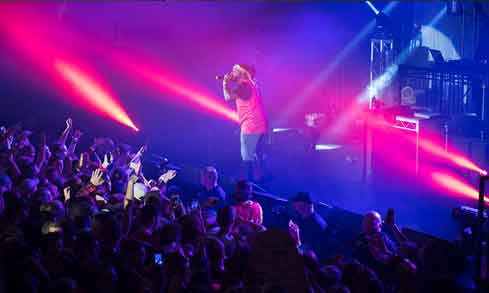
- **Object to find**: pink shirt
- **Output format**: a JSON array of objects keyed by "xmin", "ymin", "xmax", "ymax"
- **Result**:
[
  {"xmin": 233, "ymin": 200, "xmax": 263, "ymax": 225},
  {"xmin": 235, "ymin": 81, "xmax": 268, "ymax": 134}
]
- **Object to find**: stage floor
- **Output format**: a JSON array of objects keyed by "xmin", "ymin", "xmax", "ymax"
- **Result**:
[
  {"xmin": 314, "ymin": 180, "xmax": 468, "ymax": 241},
  {"xmin": 258, "ymin": 147, "xmax": 481, "ymax": 241}
]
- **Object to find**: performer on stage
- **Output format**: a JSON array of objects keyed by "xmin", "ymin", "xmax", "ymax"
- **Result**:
[{"xmin": 222, "ymin": 64, "xmax": 269, "ymax": 181}]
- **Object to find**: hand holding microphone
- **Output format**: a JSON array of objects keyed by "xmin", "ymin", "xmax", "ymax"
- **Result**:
[
  {"xmin": 215, "ymin": 75, "xmax": 226, "ymax": 80},
  {"xmin": 216, "ymin": 72, "xmax": 235, "ymax": 82}
]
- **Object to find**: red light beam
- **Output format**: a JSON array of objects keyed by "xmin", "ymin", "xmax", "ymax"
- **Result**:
[
  {"xmin": 54, "ymin": 59, "xmax": 139, "ymax": 131},
  {"xmin": 365, "ymin": 113, "xmax": 487, "ymax": 176},
  {"xmin": 108, "ymin": 52, "xmax": 238, "ymax": 123},
  {"xmin": 418, "ymin": 138, "xmax": 487, "ymax": 175},
  {"xmin": 431, "ymin": 171, "xmax": 489, "ymax": 202},
  {"xmin": 144, "ymin": 70, "xmax": 239, "ymax": 123},
  {"xmin": 0, "ymin": 7, "xmax": 139, "ymax": 132}
]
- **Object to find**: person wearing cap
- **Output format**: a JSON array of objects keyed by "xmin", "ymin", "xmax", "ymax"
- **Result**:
[
  {"xmin": 291, "ymin": 192, "xmax": 329, "ymax": 262},
  {"xmin": 222, "ymin": 64, "xmax": 269, "ymax": 182}
]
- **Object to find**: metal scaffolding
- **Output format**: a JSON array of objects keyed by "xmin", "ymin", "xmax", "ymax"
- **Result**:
[
  {"xmin": 369, "ymin": 38, "xmax": 395, "ymax": 108},
  {"xmin": 364, "ymin": 37, "xmax": 395, "ymax": 181}
]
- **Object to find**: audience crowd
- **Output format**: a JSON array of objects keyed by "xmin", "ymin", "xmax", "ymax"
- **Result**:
[{"xmin": 0, "ymin": 119, "xmax": 475, "ymax": 292}]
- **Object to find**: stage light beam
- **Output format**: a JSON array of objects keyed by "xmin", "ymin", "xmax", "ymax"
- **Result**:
[
  {"xmin": 325, "ymin": 6, "xmax": 448, "ymax": 138},
  {"xmin": 107, "ymin": 53, "xmax": 239, "ymax": 123},
  {"xmin": 276, "ymin": 1, "xmax": 399, "ymax": 126},
  {"xmin": 364, "ymin": 6, "xmax": 448, "ymax": 105},
  {"xmin": 431, "ymin": 171, "xmax": 489, "ymax": 202},
  {"xmin": 0, "ymin": 8, "xmax": 139, "ymax": 132},
  {"xmin": 365, "ymin": 114, "xmax": 487, "ymax": 176},
  {"xmin": 54, "ymin": 59, "xmax": 139, "ymax": 131},
  {"xmin": 365, "ymin": 1, "xmax": 380, "ymax": 15},
  {"xmin": 417, "ymin": 137, "xmax": 487, "ymax": 176}
]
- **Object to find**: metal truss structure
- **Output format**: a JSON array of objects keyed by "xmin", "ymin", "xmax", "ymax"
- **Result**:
[
  {"xmin": 393, "ymin": 116, "xmax": 420, "ymax": 175},
  {"xmin": 369, "ymin": 38, "xmax": 395, "ymax": 108}
]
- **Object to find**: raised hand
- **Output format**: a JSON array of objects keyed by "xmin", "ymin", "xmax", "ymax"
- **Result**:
[
  {"xmin": 95, "ymin": 194, "xmax": 108, "ymax": 204},
  {"xmin": 129, "ymin": 159, "xmax": 142, "ymax": 176},
  {"xmin": 129, "ymin": 145, "xmax": 146, "ymax": 175},
  {"xmin": 6, "ymin": 135, "xmax": 13, "ymax": 150},
  {"xmin": 132, "ymin": 145, "xmax": 147, "ymax": 161},
  {"xmin": 63, "ymin": 186, "xmax": 71, "ymax": 202},
  {"xmin": 158, "ymin": 169, "xmax": 177, "ymax": 184},
  {"xmin": 288, "ymin": 220, "xmax": 301, "ymax": 245},
  {"xmin": 384, "ymin": 208, "xmax": 395, "ymax": 227},
  {"xmin": 65, "ymin": 118, "xmax": 73, "ymax": 130},
  {"xmin": 384, "ymin": 208, "xmax": 407, "ymax": 242},
  {"xmin": 59, "ymin": 118, "xmax": 73, "ymax": 144},
  {"xmin": 90, "ymin": 168, "xmax": 106, "ymax": 186},
  {"xmin": 101, "ymin": 152, "xmax": 113, "ymax": 169},
  {"xmin": 145, "ymin": 179, "xmax": 155, "ymax": 188},
  {"xmin": 223, "ymin": 73, "xmax": 233, "ymax": 83}
]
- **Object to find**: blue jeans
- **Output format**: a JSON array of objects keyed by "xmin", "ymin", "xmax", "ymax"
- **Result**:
[{"xmin": 240, "ymin": 132, "xmax": 266, "ymax": 162}]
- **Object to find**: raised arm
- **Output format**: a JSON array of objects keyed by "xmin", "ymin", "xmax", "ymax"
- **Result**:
[
  {"xmin": 223, "ymin": 74, "xmax": 235, "ymax": 102},
  {"xmin": 2, "ymin": 129, "xmax": 21, "ymax": 180},
  {"xmin": 58, "ymin": 118, "xmax": 73, "ymax": 145},
  {"xmin": 67, "ymin": 130, "xmax": 83, "ymax": 155},
  {"xmin": 34, "ymin": 133, "xmax": 47, "ymax": 171},
  {"xmin": 123, "ymin": 155, "xmax": 143, "ymax": 237},
  {"xmin": 124, "ymin": 174, "xmax": 137, "ymax": 209},
  {"xmin": 121, "ymin": 174, "xmax": 137, "ymax": 237},
  {"xmin": 224, "ymin": 79, "xmax": 252, "ymax": 102},
  {"xmin": 75, "ymin": 168, "xmax": 105, "ymax": 198},
  {"xmin": 384, "ymin": 208, "xmax": 408, "ymax": 243},
  {"xmin": 124, "ymin": 146, "xmax": 145, "ymax": 208},
  {"xmin": 7, "ymin": 151, "xmax": 21, "ymax": 180}
]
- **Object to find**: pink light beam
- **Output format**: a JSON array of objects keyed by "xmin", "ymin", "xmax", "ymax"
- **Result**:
[{"xmin": 54, "ymin": 59, "xmax": 139, "ymax": 131}]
